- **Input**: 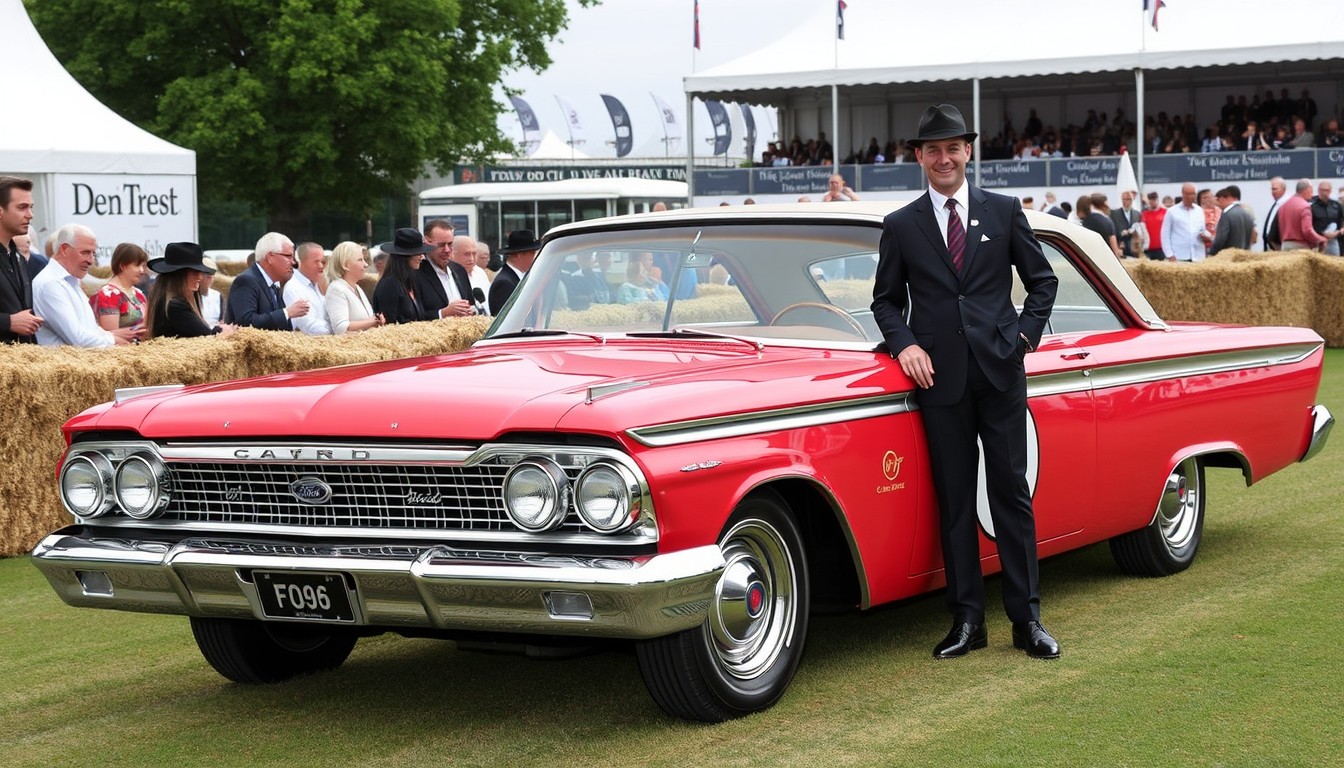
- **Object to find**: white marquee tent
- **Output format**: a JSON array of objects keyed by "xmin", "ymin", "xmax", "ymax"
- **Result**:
[
  {"xmin": 683, "ymin": 0, "xmax": 1344, "ymax": 178},
  {"xmin": 1, "ymin": 0, "xmax": 196, "ymax": 259}
]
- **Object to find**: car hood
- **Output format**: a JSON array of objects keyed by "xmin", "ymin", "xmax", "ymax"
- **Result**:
[{"xmin": 75, "ymin": 339, "xmax": 898, "ymax": 443}]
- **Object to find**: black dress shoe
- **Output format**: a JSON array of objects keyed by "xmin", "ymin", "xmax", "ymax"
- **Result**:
[
  {"xmin": 1012, "ymin": 621, "xmax": 1061, "ymax": 660},
  {"xmin": 933, "ymin": 621, "xmax": 988, "ymax": 659}
]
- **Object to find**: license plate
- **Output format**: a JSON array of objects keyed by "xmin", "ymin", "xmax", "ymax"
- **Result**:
[{"xmin": 254, "ymin": 571, "xmax": 355, "ymax": 623}]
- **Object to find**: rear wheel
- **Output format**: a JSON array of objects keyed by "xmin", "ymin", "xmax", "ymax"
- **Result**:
[
  {"xmin": 190, "ymin": 617, "xmax": 357, "ymax": 683},
  {"xmin": 636, "ymin": 491, "xmax": 810, "ymax": 722},
  {"xmin": 1110, "ymin": 456, "xmax": 1205, "ymax": 576}
]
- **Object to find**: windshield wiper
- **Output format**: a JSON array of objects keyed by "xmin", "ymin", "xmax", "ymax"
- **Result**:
[
  {"xmin": 627, "ymin": 327, "xmax": 763, "ymax": 353},
  {"xmin": 488, "ymin": 329, "xmax": 607, "ymax": 343}
]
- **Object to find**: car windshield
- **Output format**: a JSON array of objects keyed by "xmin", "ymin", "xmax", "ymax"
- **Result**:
[{"xmin": 485, "ymin": 223, "xmax": 885, "ymax": 345}]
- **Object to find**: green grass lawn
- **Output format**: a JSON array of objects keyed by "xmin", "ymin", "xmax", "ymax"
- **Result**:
[{"xmin": 3, "ymin": 352, "xmax": 1342, "ymax": 768}]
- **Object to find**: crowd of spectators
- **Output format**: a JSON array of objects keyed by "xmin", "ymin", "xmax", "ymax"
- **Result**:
[
  {"xmin": 1, "ymin": 172, "xmax": 521, "ymax": 350},
  {"xmin": 763, "ymin": 88, "xmax": 1341, "ymax": 167},
  {"xmin": 1029, "ymin": 175, "xmax": 1344, "ymax": 263}
]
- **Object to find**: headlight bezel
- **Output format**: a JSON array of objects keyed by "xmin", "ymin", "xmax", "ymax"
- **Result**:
[
  {"xmin": 114, "ymin": 451, "xmax": 171, "ymax": 519},
  {"xmin": 501, "ymin": 457, "xmax": 573, "ymax": 533},
  {"xmin": 58, "ymin": 452, "xmax": 116, "ymax": 518},
  {"xmin": 574, "ymin": 461, "xmax": 641, "ymax": 533}
]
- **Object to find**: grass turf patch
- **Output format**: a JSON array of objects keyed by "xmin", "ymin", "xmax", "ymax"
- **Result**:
[{"xmin": 2, "ymin": 351, "xmax": 1341, "ymax": 767}]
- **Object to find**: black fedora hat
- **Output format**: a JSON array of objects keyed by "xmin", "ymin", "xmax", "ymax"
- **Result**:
[
  {"xmin": 149, "ymin": 242, "xmax": 215, "ymax": 274},
  {"xmin": 908, "ymin": 104, "xmax": 978, "ymax": 147},
  {"xmin": 499, "ymin": 229, "xmax": 542, "ymax": 254},
  {"xmin": 380, "ymin": 227, "xmax": 436, "ymax": 257}
]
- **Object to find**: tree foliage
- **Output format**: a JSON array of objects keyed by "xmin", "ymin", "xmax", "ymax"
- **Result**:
[{"xmin": 27, "ymin": 0, "xmax": 584, "ymax": 226}]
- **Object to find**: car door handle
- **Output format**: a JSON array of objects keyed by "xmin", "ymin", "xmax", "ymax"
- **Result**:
[{"xmin": 1060, "ymin": 351, "xmax": 1090, "ymax": 360}]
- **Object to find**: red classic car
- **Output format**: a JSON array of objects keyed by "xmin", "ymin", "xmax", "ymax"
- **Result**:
[{"xmin": 33, "ymin": 204, "xmax": 1332, "ymax": 722}]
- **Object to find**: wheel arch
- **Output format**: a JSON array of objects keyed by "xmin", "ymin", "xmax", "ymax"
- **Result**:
[
  {"xmin": 1146, "ymin": 445, "xmax": 1247, "ymax": 530},
  {"xmin": 739, "ymin": 476, "xmax": 867, "ymax": 611}
]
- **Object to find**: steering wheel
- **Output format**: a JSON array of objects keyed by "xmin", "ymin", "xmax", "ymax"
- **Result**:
[{"xmin": 768, "ymin": 302, "xmax": 867, "ymax": 339}]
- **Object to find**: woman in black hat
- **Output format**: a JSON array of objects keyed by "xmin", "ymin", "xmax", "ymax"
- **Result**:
[
  {"xmin": 372, "ymin": 227, "xmax": 435, "ymax": 324},
  {"xmin": 144, "ymin": 242, "xmax": 238, "ymax": 339}
]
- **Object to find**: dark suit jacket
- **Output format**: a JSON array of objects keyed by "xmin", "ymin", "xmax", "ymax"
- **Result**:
[
  {"xmin": 414, "ymin": 260, "xmax": 472, "ymax": 319},
  {"xmin": 1263, "ymin": 197, "xmax": 1284, "ymax": 250},
  {"xmin": 0, "ymin": 243, "xmax": 37, "ymax": 343},
  {"xmin": 25, "ymin": 252, "xmax": 49, "ymax": 282},
  {"xmin": 1210, "ymin": 203, "xmax": 1255, "ymax": 255},
  {"xmin": 488, "ymin": 265, "xmax": 522, "ymax": 316},
  {"xmin": 371, "ymin": 276, "xmax": 425, "ymax": 325},
  {"xmin": 872, "ymin": 186, "xmax": 1058, "ymax": 407},
  {"xmin": 151, "ymin": 296, "xmax": 220, "ymax": 338},
  {"xmin": 225, "ymin": 265, "xmax": 292, "ymax": 330}
]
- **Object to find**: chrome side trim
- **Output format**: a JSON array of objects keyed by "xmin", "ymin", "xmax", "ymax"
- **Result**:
[
  {"xmin": 1086, "ymin": 343, "xmax": 1322, "ymax": 393},
  {"xmin": 1026, "ymin": 370, "xmax": 1092, "ymax": 399},
  {"xmin": 113, "ymin": 384, "xmax": 185, "ymax": 404},
  {"xmin": 31, "ymin": 532, "xmax": 725, "ymax": 639},
  {"xmin": 626, "ymin": 393, "xmax": 915, "ymax": 448},
  {"xmin": 1301, "ymin": 404, "xmax": 1334, "ymax": 463}
]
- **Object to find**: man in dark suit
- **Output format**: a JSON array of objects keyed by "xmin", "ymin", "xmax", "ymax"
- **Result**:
[
  {"xmin": 872, "ymin": 105, "xmax": 1061, "ymax": 660},
  {"xmin": 489, "ymin": 229, "xmax": 541, "ymax": 316},
  {"xmin": 1262, "ymin": 177, "xmax": 1286, "ymax": 251},
  {"xmin": 1210, "ymin": 186, "xmax": 1255, "ymax": 255},
  {"xmin": 417, "ymin": 220, "xmax": 474, "ymax": 319},
  {"xmin": 0, "ymin": 177, "xmax": 43, "ymax": 343},
  {"xmin": 225, "ymin": 232, "xmax": 307, "ymax": 330}
]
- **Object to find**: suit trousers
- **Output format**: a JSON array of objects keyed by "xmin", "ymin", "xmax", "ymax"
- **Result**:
[{"xmin": 919, "ymin": 347, "xmax": 1040, "ymax": 625}]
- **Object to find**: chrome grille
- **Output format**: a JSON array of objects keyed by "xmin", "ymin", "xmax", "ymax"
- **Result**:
[{"xmin": 162, "ymin": 460, "xmax": 587, "ymax": 533}]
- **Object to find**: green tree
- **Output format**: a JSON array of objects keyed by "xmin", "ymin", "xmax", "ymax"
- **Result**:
[{"xmin": 27, "ymin": 0, "xmax": 587, "ymax": 234}]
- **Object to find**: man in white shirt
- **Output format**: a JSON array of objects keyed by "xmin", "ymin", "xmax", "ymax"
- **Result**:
[
  {"xmin": 1161, "ymin": 184, "xmax": 1207, "ymax": 262},
  {"xmin": 283, "ymin": 242, "xmax": 331, "ymax": 334},
  {"xmin": 34, "ymin": 224, "xmax": 142, "ymax": 347},
  {"xmin": 451, "ymin": 235, "xmax": 491, "ymax": 314}
]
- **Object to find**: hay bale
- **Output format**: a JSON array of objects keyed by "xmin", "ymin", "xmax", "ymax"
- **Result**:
[{"xmin": 0, "ymin": 317, "xmax": 490, "ymax": 557}]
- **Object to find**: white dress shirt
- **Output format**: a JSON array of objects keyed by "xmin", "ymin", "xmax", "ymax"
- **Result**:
[
  {"xmin": 467, "ymin": 266, "xmax": 492, "ymax": 313},
  {"xmin": 200, "ymin": 288, "xmax": 222, "ymax": 327},
  {"xmin": 1161, "ymin": 202, "xmax": 1207, "ymax": 262},
  {"xmin": 33, "ymin": 260, "xmax": 115, "ymax": 347},
  {"xmin": 927, "ymin": 183, "xmax": 970, "ymax": 248},
  {"xmin": 282, "ymin": 271, "xmax": 331, "ymax": 335},
  {"xmin": 432, "ymin": 262, "xmax": 465, "ymax": 303},
  {"xmin": 325, "ymin": 279, "xmax": 376, "ymax": 334}
]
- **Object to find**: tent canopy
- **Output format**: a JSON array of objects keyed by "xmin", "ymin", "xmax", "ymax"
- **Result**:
[
  {"xmin": 685, "ymin": 1, "xmax": 1344, "ymax": 109},
  {"xmin": 0, "ymin": 0, "xmax": 194, "ymax": 175}
]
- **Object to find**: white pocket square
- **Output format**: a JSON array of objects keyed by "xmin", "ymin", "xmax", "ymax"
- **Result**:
[{"xmin": 980, "ymin": 233, "xmax": 991, "ymax": 242}]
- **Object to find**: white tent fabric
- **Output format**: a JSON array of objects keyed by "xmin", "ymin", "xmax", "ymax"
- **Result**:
[
  {"xmin": 528, "ymin": 129, "xmax": 592, "ymax": 160},
  {"xmin": 685, "ymin": 1, "xmax": 1344, "ymax": 102},
  {"xmin": 0, "ymin": 0, "xmax": 195, "ymax": 175}
]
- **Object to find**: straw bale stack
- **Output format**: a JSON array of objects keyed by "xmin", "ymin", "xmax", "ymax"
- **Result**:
[{"xmin": 0, "ymin": 318, "xmax": 489, "ymax": 556}]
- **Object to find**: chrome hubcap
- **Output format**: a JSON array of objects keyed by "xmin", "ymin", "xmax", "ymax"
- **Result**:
[
  {"xmin": 709, "ymin": 519, "xmax": 797, "ymax": 680},
  {"xmin": 1157, "ymin": 458, "xmax": 1200, "ymax": 550}
]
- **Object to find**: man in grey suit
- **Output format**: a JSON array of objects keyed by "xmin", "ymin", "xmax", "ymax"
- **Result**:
[
  {"xmin": 1209, "ymin": 185, "xmax": 1255, "ymax": 255},
  {"xmin": 872, "ymin": 105, "xmax": 1060, "ymax": 661}
]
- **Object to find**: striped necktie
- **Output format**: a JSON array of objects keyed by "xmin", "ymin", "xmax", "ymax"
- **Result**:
[{"xmin": 945, "ymin": 198, "xmax": 966, "ymax": 273}]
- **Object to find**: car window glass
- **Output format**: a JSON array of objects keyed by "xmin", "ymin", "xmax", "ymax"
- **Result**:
[
  {"xmin": 1012, "ymin": 240, "xmax": 1123, "ymax": 334},
  {"xmin": 490, "ymin": 224, "xmax": 882, "ymax": 344}
]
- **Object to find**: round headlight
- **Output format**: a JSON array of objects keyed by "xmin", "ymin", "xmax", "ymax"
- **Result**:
[
  {"xmin": 502, "ymin": 458, "xmax": 571, "ymax": 532},
  {"xmin": 575, "ymin": 462, "xmax": 640, "ymax": 533},
  {"xmin": 59, "ymin": 453, "xmax": 116, "ymax": 518},
  {"xmin": 114, "ymin": 452, "xmax": 171, "ymax": 519}
]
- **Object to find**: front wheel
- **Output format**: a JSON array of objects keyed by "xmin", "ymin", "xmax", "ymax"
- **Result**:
[
  {"xmin": 190, "ymin": 617, "xmax": 357, "ymax": 684},
  {"xmin": 636, "ymin": 491, "xmax": 810, "ymax": 722},
  {"xmin": 1110, "ymin": 456, "xmax": 1205, "ymax": 576}
]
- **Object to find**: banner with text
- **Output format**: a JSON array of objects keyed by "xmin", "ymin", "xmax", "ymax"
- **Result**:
[
  {"xmin": 54, "ymin": 174, "xmax": 197, "ymax": 266},
  {"xmin": 456, "ymin": 165, "xmax": 688, "ymax": 184}
]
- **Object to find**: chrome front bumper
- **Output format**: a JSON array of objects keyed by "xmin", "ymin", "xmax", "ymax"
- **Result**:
[
  {"xmin": 31, "ymin": 529, "xmax": 724, "ymax": 640},
  {"xmin": 1301, "ymin": 404, "xmax": 1334, "ymax": 463}
]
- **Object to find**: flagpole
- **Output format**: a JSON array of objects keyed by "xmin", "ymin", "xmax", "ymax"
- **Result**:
[{"xmin": 1136, "ymin": 1, "xmax": 1148, "ymax": 198}]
